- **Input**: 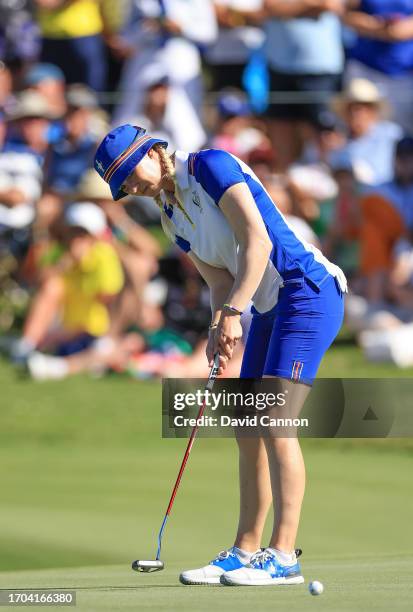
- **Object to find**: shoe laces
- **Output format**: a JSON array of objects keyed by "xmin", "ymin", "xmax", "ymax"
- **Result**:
[
  {"xmin": 249, "ymin": 549, "xmax": 273, "ymax": 568},
  {"xmin": 212, "ymin": 549, "xmax": 235, "ymax": 563},
  {"xmin": 250, "ymin": 548, "xmax": 302, "ymax": 567}
]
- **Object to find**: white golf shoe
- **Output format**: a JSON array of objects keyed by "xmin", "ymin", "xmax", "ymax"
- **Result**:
[
  {"xmin": 221, "ymin": 548, "xmax": 304, "ymax": 586},
  {"xmin": 179, "ymin": 547, "xmax": 250, "ymax": 585}
]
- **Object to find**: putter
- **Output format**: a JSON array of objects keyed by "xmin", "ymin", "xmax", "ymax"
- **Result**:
[{"xmin": 132, "ymin": 353, "xmax": 221, "ymax": 573}]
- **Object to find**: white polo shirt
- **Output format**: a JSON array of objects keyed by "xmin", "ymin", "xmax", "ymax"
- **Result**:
[{"xmin": 161, "ymin": 149, "xmax": 346, "ymax": 314}]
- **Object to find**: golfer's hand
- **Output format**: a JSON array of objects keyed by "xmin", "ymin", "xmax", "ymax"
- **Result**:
[
  {"xmin": 206, "ymin": 330, "xmax": 228, "ymax": 374},
  {"xmin": 215, "ymin": 313, "xmax": 243, "ymax": 362}
]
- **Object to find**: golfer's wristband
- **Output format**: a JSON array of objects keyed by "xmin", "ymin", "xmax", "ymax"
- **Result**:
[
  {"xmin": 223, "ymin": 303, "xmax": 243, "ymax": 316},
  {"xmin": 208, "ymin": 323, "xmax": 218, "ymax": 331}
]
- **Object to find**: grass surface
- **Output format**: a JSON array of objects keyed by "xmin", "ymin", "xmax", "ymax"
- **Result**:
[{"xmin": 0, "ymin": 344, "xmax": 413, "ymax": 611}]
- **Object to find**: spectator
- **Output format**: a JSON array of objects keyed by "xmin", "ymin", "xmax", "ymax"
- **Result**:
[
  {"xmin": 344, "ymin": 0, "xmax": 413, "ymax": 132},
  {"xmin": 0, "ymin": 95, "xmax": 52, "ymax": 232},
  {"xmin": 323, "ymin": 150, "xmax": 362, "ymax": 277},
  {"xmin": 330, "ymin": 78, "xmax": 403, "ymax": 185},
  {"xmin": 262, "ymin": 173, "xmax": 320, "ymax": 247},
  {"xmin": 287, "ymin": 111, "xmax": 346, "ymax": 219},
  {"xmin": 0, "ymin": 0, "xmax": 40, "ymax": 69},
  {"xmin": 7, "ymin": 90, "xmax": 56, "ymax": 158},
  {"xmin": 36, "ymin": 84, "xmax": 100, "ymax": 231},
  {"xmin": 113, "ymin": 0, "xmax": 217, "ymax": 132},
  {"xmin": 129, "ymin": 75, "xmax": 206, "ymax": 151},
  {"xmin": 357, "ymin": 136, "xmax": 413, "ymax": 303},
  {"xmin": 205, "ymin": 0, "xmax": 266, "ymax": 91},
  {"xmin": 12, "ymin": 202, "xmax": 124, "ymax": 363},
  {"xmin": 263, "ymin": 0, "xmax": 344, "ymax": 169},
  {"xmin": 35, "ymin": 0, "xmax": 109, "ymax": 91},
  {"xmin": 23, "ymin": 62, "xmax": 67, "ymax": 117},
  {"xmin": 247, "ymin": 140, "xmax": 277, "ymax": 181},
  {"xmin": 0, "ymin": 61, "xmax": 13, "ymax": 110},
  {"xmin": 77, "ymin": 168, "xmax": 161, "ymax": 330},
  {"xmin": 210, "ymin": 90, "xmax": 268, "ymax": 158}
]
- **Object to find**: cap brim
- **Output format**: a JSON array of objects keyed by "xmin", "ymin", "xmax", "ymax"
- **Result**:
[{"xmin": 109, "ymin": 138, "xmax": 168, "ymax": 201}]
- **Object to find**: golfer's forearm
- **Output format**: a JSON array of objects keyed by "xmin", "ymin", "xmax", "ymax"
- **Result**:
[
  {"xmin": 209, "ymin": 283, "xmax": 232, "ymax": 325},
  {"xmin": 227, "ymin": 240, "xmax": 271, "ymax": 313},
  {"xmin": 187, "ymin": 251, "xmax": 234, "ymax": 324}
]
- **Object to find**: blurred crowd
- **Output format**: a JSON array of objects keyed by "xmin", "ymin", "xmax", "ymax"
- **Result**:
[{"xmin": 1, "ymin": 0, "xmax": 413, "ymax": 380}]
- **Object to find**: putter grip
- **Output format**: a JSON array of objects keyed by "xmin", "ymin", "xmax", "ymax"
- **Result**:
[{"xmin": 206, "ymin": 353, "xmax": 220, "ymax": 391}]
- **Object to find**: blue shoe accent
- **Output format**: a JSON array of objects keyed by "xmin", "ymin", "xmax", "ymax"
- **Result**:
[
  {"xmin": 249, "ymin": 549, "xmax": 302, "ymax": 579},
  {"xmin": 220, "ymin": 548, "xmax": 304, "ymax": 586},
  {"xmin": 210, "ymin": 548, "xmax": 245, "ymax": 572}
]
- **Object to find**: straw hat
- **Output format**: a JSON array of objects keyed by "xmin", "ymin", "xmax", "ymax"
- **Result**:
[
  {"xmin": 331, "ymin": 78, "xmax": 388, "ymax": 118},
  {"xmin": 7, "ymin": 91, "xmax": 59, "ymax": 120},
  {"xmin": 77, "ymin": 168, "xmax": 113, "ymax": 201}
]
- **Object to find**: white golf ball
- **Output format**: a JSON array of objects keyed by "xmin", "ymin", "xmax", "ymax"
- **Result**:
[{"xmin": 308, "ymin": 580, "xmax": 324, "ymax": 596}]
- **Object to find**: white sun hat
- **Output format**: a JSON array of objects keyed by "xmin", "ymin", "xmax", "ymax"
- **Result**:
[{"xmin": 65, "ymin": 202, "xmax": 107, "ymax": 236}]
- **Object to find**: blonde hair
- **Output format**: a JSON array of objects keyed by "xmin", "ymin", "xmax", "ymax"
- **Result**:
[{"xmin": 154, "ymin": 145, "xmax": 195, "ymax": 228}]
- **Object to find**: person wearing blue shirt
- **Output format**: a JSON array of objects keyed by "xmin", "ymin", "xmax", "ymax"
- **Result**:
[
  {"xmin": 330, "ymin": 78, "xmax": 403, "ymax": 186},
  {"xmin": 344, "ymin": 0, "xmax": 413, "ymax": 131},
  {"xmin": 263, "ymin": 1, "xmax": 344, "ymax": 169},
  {"xmin": 94, "ymin": 124, "xmax": 347, "ymax": 587}
]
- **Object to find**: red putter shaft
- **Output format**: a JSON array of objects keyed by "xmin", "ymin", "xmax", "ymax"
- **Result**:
[{"xmin": 155, "ymin": 353, "xmax": 220, "ymax": 560}]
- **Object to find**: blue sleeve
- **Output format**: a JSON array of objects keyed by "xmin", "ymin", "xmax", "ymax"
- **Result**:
[{"xmin": 194, "ymin": 149, "xmax": 246, "ymax": 205}]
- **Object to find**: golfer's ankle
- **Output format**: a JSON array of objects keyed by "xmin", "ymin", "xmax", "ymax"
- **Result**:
[{"xmin": 234, "ymin": 536, "xmax": 261, "ymax": 553}]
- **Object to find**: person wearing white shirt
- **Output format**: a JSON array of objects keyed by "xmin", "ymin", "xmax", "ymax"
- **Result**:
[
  {"xmin": 113, "ymin": 0, "xmax": 217, "ymax": 151},
  {"xmin": 95, "ymin": 124, "xmax": 347, "ymax": 588}
]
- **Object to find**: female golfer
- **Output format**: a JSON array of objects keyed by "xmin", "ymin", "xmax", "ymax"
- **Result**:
[{"xmin": 94, "ymin": 124, "xmax": 346, "ymax": 587}]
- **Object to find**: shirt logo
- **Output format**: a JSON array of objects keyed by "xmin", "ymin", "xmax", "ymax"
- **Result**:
[
  {"xmin": 95, "ymin": 159, "xmax": 105, "ymax": 174},
  {"xmin": 192, "ymin": 190, "xmax": 202, "ymax": 211}
]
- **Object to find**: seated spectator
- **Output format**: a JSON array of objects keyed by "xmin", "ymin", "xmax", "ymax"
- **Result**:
[
  {"xmin": 344, "ymin": 0, "xmax": 413, "ymax": 132},
  {"xmin": 27, "ymin": 330, "xmax": 144, "ymax": 380},
  {"xmin": 130, "ymin": 77, "xmax": 175, "ymax": 149},
  {"xmin": 356, "ymin": 136, "xmax": 413, "ymax": 304},
  {"xmin": 12, "ymin": 202, "xmax": 124, "ymax": 363},
  {"xmin": 287, "ymin": 111, "xmax": 346, "ymax": 219},
  {"xmin": 37, "ymin": 84, "xmax": 100, "ymax": 231},
  {"xmin": 247, "ymin": 140, "xmax": 276, "ymax": 181},
  {"xmin": 128, "ymin": 74, "xmax": 206, "ymax": 152},
  {"xmin": 0, "ymin": 98, "xmax": 48, "ymax": 232},
  {"xmin": 76, "ymin": 168, "xmax": 161, "ymax": 330},
  {"xmin": 0, "ymin": 61, "xmax": 13, "ymax": 110},
  {"xmin": 330, "ymin": 78, "xmax": 402, "ymax": 186},
  {"xmin": 210, "ymin": 90, "xmax": 268, "ymax": 158},
  {"xmin": 35, "ymin": 0, "xmax": 108, "ymax": 91},
  {"xmin": 262, "ymin": 173, "xmax": 320, "ymax": 247},
  {"xmin": 263, "ymin": 0, "xmax": 344, "ymax": 169},
  {"xmin": 23, "ymin": 62, "xmax": 67, "ymax": 117},
  {"xmin": 7, "ymin": 89, "xmax": 55, "ymax": 158},
  {"xmin": 298, "ymin": 110, "xmax": 346, "ymax": 166},
  {"xmin": 323, "ymin": 150, "xmax": 362, "ymax": 277}
]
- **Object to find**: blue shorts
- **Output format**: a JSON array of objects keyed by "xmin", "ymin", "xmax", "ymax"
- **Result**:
[{"xmin": 240, "ymin": 274, "xmax": 344, "ymax": 385}]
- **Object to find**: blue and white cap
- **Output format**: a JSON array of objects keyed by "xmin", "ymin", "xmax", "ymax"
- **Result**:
[{"xmin": 94, "ymin": 124, "xmax": 168, "ymax": 201}]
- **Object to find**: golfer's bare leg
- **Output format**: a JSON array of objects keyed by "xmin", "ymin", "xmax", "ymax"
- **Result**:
[
  {"xmin": 234, "ymin": 436, "xmax": 272, "ymax": 552},
  {"xmin": 262, "ymin": 377, "xmax": 311, "ymax": 553}
]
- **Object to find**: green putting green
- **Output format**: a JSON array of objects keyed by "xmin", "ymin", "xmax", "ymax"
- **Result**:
[{"xmin": 0, "ymin": 347, "xmax": 412, "ymax": 611}]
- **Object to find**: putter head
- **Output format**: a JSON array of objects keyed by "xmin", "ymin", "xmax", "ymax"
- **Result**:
[{"xmin": 132, "ymin": 559, "xmax": 164, "ymax": 573}]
